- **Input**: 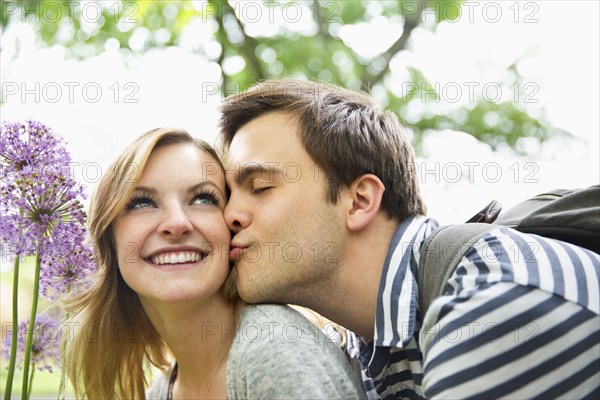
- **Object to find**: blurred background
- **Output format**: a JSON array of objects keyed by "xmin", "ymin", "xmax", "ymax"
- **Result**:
[{"xmin": 1, "ymin": 0, "xmax": 599, "ymax": 396}]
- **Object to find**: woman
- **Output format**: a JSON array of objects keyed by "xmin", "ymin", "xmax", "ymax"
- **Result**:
[{"xmin": 66, "ymin": 128, "xmax": 365, "ymax": 399}]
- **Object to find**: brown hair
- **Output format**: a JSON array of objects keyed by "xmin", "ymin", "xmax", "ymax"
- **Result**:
[
  {"xmin": 66, "ymin": 128, "xmax": 231, "ymax": 399},
  {"xmin": 218, "ymin": 79, "xmax": 426, "ymax": 221}
]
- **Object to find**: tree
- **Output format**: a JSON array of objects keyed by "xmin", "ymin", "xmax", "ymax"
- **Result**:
[{"xmin": 0, "ymin": 0, "xmax": 568, "ymax": 154}]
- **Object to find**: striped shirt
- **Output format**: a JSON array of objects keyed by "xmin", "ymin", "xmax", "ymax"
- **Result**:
[{"xmin": 348, "ymin": 216, "xmax": 600, "ymax": 399}]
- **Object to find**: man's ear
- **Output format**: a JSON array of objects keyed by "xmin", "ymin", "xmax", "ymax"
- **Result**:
[{"xmin": 344, "ymin": 174, "xmax": 385, "ymax": 231}]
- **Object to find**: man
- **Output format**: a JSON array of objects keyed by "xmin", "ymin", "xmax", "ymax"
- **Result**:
[{"xmin": 220, "ymin": 79, "xmax": 599, "ymax": 399}]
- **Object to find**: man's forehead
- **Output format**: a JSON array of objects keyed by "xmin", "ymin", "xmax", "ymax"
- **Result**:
[
  {"xmin": 227, "ymin": 132, "xmax": 281, "ymax": 163},
  {"xmin": 226, "ymin": 113, "xmax": 300, "ymax": 164}
]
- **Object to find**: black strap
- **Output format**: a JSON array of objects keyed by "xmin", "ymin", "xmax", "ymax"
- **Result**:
[{"xmin": 167, "ymin": 363, "xmax": 178, "ymax": 400}]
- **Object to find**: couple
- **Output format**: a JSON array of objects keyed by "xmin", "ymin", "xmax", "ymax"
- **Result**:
[{"xmin": 67, "ymin": 79, "xmax": 599, "ymax": 399}]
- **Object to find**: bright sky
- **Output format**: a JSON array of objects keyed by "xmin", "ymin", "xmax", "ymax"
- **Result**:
[{"xmin": 1, "ymin": 0, "xmax": 598, "ymax": 228}]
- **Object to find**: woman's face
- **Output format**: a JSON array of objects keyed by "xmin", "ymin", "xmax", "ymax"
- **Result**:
[{"xmin": 112, "ymin": 143, "xmax": 230, "ymax": 305}]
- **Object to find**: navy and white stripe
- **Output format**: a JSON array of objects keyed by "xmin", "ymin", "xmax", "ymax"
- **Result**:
[{"xmin": 348, "ymin": 218, "xmax": 600, "ymax": 399}]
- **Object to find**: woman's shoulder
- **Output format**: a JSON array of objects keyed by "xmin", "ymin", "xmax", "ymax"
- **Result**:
[
  {"xmin": 232, "ymin": 304, "xmax": 345, "ymax": 358},
  {"xmin": 228, "ymin": 305, "xmax": 367, "ymax": 399},
  {"xmin": 239, "ymin": 303, "xmax": 312, "ymax": 325},
  {"xmin": 236, "ymin": 304, "xmax": 339, "ymax": 344}
]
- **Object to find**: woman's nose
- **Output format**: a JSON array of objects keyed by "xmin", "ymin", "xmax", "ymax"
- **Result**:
[{"xmin": 158, "ymin": 205, "xmax": 193, "ymax": 238}]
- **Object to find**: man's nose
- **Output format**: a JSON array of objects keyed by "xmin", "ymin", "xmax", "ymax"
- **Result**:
[{"xmin": 224, "ymin": 194, "xmax": 251, "ymax": 234}]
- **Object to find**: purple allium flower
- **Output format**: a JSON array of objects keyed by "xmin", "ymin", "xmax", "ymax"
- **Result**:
[
  {"xmin": 1, "ymin": 165, "xmax": 88, "ymax": 256},
  {"xmin": 40, "ymin": 242, "xmax": 95, "ymax": 300},
  {"xmin": 2, "ymin": 314, "xmax": 62, "ymax": 373},
  {"xmin": 1, "ymin": 120, "xmax": 86, "ymax": 258},
  {"xmin": 0, "ymin": 120, "xmax": 71, "ymax": 180}
]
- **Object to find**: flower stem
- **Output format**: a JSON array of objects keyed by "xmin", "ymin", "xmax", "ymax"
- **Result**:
[
  {"xmin": 21, "ymin": 255, "xmax": 42, "ymax": 399},
  {"xmin": 3, "ymin": 254, "xmax": 21, "ymax": 400},
  {"xmin": 27, "ymin": 364, "xmax": 35, "ymax": 400},
  {"xmin": 57, "ymin": 311, "xmax": 69, "ymax": 400}
]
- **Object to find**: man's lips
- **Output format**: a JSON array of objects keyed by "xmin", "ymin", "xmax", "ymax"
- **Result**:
[{"xmin": 229, "ymin": 242, "xmax": 249, "ymax": 260}]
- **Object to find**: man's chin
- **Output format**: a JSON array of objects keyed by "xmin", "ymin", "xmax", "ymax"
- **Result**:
[
  {"xmin": 236, "ymin": 287, "xmax": 269, "ymax": 304},
  {"xmin": 234, "ymin": 268, "xmax": 266, "ymax": 303}
]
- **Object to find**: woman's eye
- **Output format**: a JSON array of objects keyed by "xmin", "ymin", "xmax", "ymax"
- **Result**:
[
  {"xmin": 126, "ymin": 196, "xmax": 155, "ymax": 210},
  {"xmin": 192, "ymin": 192, "xmax": 221, "ymax": 206}
]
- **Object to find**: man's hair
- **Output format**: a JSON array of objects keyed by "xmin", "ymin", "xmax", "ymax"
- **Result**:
[{"xmin": 219, "ymin": 79, "xmax": 426, "ymax": 221}]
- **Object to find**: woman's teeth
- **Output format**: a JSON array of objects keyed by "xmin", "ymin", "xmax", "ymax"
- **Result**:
[{"xmin": 151, "ymin": 251, "xmax": 202, "ymax": 265}]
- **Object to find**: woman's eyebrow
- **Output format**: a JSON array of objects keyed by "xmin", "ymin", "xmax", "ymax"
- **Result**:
[
  {"xmin": 189, "ymin": 181, "xmax": 224, "ymax": 195},
  {"xmin": 133, "ymin": 182, "xmax": 224, "ymax": 196},
  {"xmin": 132, "ymin": 186, "xmax": 157, "ymax": 194}
]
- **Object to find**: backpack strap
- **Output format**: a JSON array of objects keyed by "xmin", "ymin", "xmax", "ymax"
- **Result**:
[
  {"xmin": 495, "ymin": 185, "xmax": 600, "ymax": 253},
  {"xmin": 465, "ymin": 200, "xmax": 502, "ymax": 223},
  {"xmin": 418, "ymin": 223, "xmax": 497, "ymax": 316}
]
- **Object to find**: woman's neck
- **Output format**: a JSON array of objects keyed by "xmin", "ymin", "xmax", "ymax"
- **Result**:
[{"xmin": 143, "ymin": 294, "xmax": 245, "ymax": 399}]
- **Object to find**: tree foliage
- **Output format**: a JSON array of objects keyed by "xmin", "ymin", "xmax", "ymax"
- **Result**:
[{"xmin": 1, "ymin": 0, "xmax": 568, "ymax": 154}]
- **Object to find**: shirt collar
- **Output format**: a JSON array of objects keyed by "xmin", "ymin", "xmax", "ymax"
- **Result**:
[{"xmin": 368, "ymin": 216, "xmax": 438, "ymax": 376}]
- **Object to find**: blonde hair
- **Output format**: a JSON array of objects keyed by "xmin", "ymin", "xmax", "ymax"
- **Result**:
[
  {"xmin": 289, "ymin": 305, "xmax": 348, "ymax": 349},
  {"xmin": 66, "ymin": 128, "xmax": 228, "ymax": 399}
]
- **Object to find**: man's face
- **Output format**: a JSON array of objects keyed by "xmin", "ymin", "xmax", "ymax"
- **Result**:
[{"xmin": 224, "ymin": 111, "xmax": 345, "ymax": 304}]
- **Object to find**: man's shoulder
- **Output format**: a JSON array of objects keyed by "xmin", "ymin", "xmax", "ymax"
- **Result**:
[
  {"xmin": 447, "ymin": 226, "xmax": 599, "ymax": 313},
  {"xmin": 465, "ymin": 226, "xmax": 600, "ymax": 270}
]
